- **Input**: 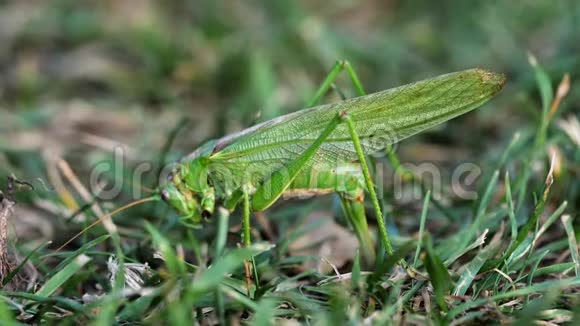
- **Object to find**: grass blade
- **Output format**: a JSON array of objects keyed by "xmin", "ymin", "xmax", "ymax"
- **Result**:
[
  {"xmin": 483, "ymin": 159, "xmax": 556, "ymax": 271},
  {"xmin": 413, "ymin": 190, "xmax": 430, "ymax": 268},
  {"xmin": 0, "ymin": 297, "xmax": 17, "ymax": 325},
  {"xmin": 43, "ymin": 234, "xmax": 109, "ymax": 279},
  {"xmin": 192, "ymin": 246, "xmax": 263, "ymax": 295},
  {"xmin": 252, "ymin": 298, "xmax": 278, "ymax": 326},
  {"xmin": 561, "ymin": 215, "xmax": 579, "ymax": 276},
  {"xmin": 1, "ymin": 241, "xmax": 51, "ymax": 287},
  {"xmin": 505, "ymin": 172, "xmax": 517, "ymax": 242},
  {"xmin": 423, "ymin": 235, "xmax": 452, "ymax": 312},
  {"xmin": 459, "ymin": 170, "xmax": 499, "ymax": 251},
  {"xmin": 528, "ymin": 53, "xmax": 554, "ymax": 148},
  {"xmin": 447, "ymin": 278, "xmax": 580, "ymax": 321},
  {"xmin": 453, "ymin": 225, "xmax": 504, "ymax": 296},
  {"xmin": 145, "ymin": 222, "xmax": 184, "ymax": 274},
  {"xmin": 513, "ymin": 290, "xmax": 560, "ymax": 326},
  {"xmin": 35, "ymin": 254, "xmax": 91, "ymax": 297}
]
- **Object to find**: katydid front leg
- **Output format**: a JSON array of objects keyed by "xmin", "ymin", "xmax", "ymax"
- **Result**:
[
  {"xmin": 220, "ymin": 188, "xmax": 255, "ymax": 296},
  {"xmin": 241, "ymin": 189, "xmax": 254, "ymax": 297}
]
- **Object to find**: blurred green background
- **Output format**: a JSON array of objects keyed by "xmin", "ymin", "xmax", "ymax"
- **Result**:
[{"xmin": 0, "ymin": 0, "xmax": 578, "ymax": 323}]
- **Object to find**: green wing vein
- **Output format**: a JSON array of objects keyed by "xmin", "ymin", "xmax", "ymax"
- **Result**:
[{"xmin": 206, "ymin": 68, "xmax": 505, "ymax": 183}]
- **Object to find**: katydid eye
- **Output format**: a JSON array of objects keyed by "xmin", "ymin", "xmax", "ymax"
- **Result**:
[{"xmin": 161, "ymin": 189, "xmax": 170, "ymax": 202}]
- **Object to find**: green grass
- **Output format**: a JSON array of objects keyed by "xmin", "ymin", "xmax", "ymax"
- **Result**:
[{"xmin": 0, "ymin": 1, "xmax": 579, "ymax": 324}]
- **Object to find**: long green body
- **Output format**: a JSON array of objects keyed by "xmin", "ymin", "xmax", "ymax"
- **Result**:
[
  {"xmin": 163, "ymin": 68, "xmax": 504, "ymax": 216},
  {"xmin": 161, "ymin": 67, "xmax": 505, "ymax": 264}
]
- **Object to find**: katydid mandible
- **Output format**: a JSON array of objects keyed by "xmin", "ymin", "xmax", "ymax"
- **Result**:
[{"xmin": 160, "ymin": 62, "xmax": 505, "ymax": 265}]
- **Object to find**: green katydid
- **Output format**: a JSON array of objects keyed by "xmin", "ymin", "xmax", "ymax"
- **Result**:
[{"xmin": 160, "ymin": 61, "xmax": 505, "ymax": 269}]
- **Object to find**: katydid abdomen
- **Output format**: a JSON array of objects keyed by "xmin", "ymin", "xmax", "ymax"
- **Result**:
[{"xmin": 285, "ymin": 162, "xmax": 364, "ymax": 199}]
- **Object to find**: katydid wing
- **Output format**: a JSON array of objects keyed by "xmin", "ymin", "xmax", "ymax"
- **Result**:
[{"xmin": 192, "ymin": 69, "xmax": 505, "ymax": 197}]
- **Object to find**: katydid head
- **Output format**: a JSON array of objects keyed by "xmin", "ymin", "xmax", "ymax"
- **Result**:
[
  {"xmin": 160, "ymin": 163, "xmax": 215, "ymax": 226},
  {"xmin": 160, "ymin": 182, "xmax": 203, "ymax": 224}
]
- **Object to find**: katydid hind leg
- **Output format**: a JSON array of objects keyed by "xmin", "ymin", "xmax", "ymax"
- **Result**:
[
  {"xmin": 307, "ymin": 60, "xmax": 366, "ymax": 107},
  {"xmin": 253, "ymin": 58, "xmax": 396, "ymax": 259},
  {"xmin": 343, "ymin": 115, "xmax": 394, "ymax": 256},
  {"xmin": 251, "ymin": 110, "xmax": 393, "ymax": 258}
]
